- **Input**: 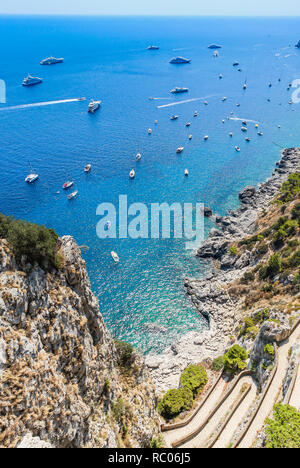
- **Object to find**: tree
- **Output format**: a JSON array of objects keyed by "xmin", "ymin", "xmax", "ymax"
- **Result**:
[
  {"xmin": 224, "ymin": 345, "xmax": 248, "ymax": 374},
  {"xmin": 265, "ymin": 404, "xmax": 300, "ymax": 448},
  {"xmin": 180, "ymin": 364, "xmax": 208, "ymax": 397},
  {"xmin": 157, "ymin": 387, "xmax": 193, "ymax": 419}
]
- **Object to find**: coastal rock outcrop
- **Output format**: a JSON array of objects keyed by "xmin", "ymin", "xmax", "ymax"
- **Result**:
[{"xmin": 0, "ymin": 237, "xmax": 160, "ymax": 448}]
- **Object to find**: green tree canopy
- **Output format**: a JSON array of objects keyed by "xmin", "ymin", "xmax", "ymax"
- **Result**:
[
  {"xmin": 224, "ymin": 345, "xmax": 248, "ymax": 374},
  {"xmin": 265, "ymin": 403, "xmax": 300, "ymax": 448},
  {"xmin": 180, "ymin": 364, "xmax": 208, "ymax": 397}
]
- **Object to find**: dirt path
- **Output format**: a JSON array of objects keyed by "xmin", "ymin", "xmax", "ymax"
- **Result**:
[
  {"xmin": 163, "ymin": 377, "xmax": 227, "ymax": 447},
  {"xmin": 238, "ymin": 324, "xmax": 300, "ymax": 448},
  {"xmin": 212, "ymin": 380, "xmax": 257, "ymax": 448},
  {"xmin": 180, "ymin": 376, "xmax": 253, "ymax": 448}
]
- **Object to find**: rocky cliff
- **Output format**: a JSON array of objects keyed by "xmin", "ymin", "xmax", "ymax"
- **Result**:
[{"xmin": 0, "ymin": 236, "xmax": 160, "ymax": 448}]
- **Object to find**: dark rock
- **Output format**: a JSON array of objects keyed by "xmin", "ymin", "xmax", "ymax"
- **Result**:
[
  {"xmin": 203, "ymin": 206, "xmax": 213, "ymax": 217},
  {"xmin": 239, "ymin": 186, "xmax": 256, "ymax": 200}
]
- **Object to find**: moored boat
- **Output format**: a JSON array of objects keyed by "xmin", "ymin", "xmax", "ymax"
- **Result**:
[
  {"xmin": 25, "ymin": 173, "xmax": 39, "ymax": 184},
  {"xmin": 84, "ymin": 164, "xmax": 92, "ymax": 173},
  {"xmin": 170, "ymin": 87, "xmax": 189, "ymax": 94},
  {"xmin": 40, "ymin": 56, "xmax": 64, "ymax": 65},
  {"xmin": 129, "ymin": 169, "xmax": 135, "ymax": 179},
  {"xmin": 88, "ymin": 100, "xmax": 101, "ymax": 113},
  {"xmin": 22, "ymin": 75, "xmax": 43, "ymax": 86},
  {"xmin": 63, "ymin": 181, "xmax": 74, "ymax": 190},
  {"xmin": 176, "ymin": 147, "xmax": 184, "ymax": 153},
  {"xmin": 136, "ymin": 153, "xmax": 142, "ymax": 161},
  {"xmin": 111, "ymin": 251, "xmax": 120, "ymax": 263},
  {"xmin": 170, "ymin": 115, "xmax": 179, "ymax": 120},
  {"xmin": 184, "ymin": 169, "xmax": 189, "ymax": 176},
  {"xmin": 169, "ymin": 56, "xmax": 191, "ymax": 64},
  {"xmin": 68, "ymin": 190, "xmax": 78, "ymax": 200}
]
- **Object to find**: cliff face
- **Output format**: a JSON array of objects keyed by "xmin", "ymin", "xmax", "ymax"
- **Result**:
[{"xmin": 0, "ymin": 236, "xmax": 160, "ymax": 448}]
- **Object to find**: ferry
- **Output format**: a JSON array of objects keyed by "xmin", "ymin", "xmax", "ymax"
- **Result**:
[
  {"xmin": 68, "ymin": 190, "xmax": 78, "ymax": 200},
  {"xmin": 189, "ymin": 134, "xmax": 192, "ymax": 140},
  {"xmin": 147, "ymin": 45, "xmax": 159, "ymax": 50},
  {"xmin": 170, "ymin": 87, "xmax": 189, "ymax": 94},
  {"xmin": 63, "ymin": 181, "xmax": 74, "ymax": 190},
  {"xmin": 25, "ymin": 173, "xmax": 39, "ymax": 184},
  {"xmin": 88, "ymin": 100, "xmax": 101, "ymax": 113},
  {"xmin": 40, "ymin": 56, "xmax": 64, "ymax": 65},
  {"xmin": 169, "ymin": 56, "xmax": 191, "ymax": 64},
  {"xmin": 22, "ymin": 75, "xmax": 43, "ymax": 86},
  {"xmin": 84, "ymin": 164, "xmax": 92, "ymax": 173}
]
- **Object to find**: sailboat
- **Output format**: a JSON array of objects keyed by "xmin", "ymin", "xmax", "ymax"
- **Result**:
[{"xmin": 25, "ymin": 162, "xmax": 39, "ymax": 184}]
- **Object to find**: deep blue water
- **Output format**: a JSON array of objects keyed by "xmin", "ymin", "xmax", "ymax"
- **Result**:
[{"xmin": 1, "ymin": 16, "xmax": 300, "ymax": 353}]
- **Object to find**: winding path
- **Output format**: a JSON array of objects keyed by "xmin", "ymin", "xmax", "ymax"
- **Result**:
[{"xmin": 288, "ymin": 363, "xmax": 300, "ymax": 411}]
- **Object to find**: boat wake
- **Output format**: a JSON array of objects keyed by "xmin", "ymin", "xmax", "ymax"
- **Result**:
[
  {"xmin": 157, "ymin": 96, "xmax": 216, "ymax": 109},
  {"xmin": 0, "ymin": 98, "xmax": 86, "ymax": 112},
  {"xmin": 229, "ymin": 116, "xmax": 260, "ymax": 124}
]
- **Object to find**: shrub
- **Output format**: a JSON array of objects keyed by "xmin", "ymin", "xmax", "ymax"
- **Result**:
[
  {"xmin": 157, "ymin": 387, "xmax": 193, "ymax": 419},
  {"xmin": 111, "ymin": 398, "xmax": 125, "ymax": 424},
  {"xmin": 264, "ymin": 344, "xmax": 275, "ymax": 357},
  {"xmin": 265, "ymin": 403, "xmax": 300, "ymax": 448},
  {"xmin": 261, "ymin": 254, "xmax": 282, "ymax": 279},
  {"xmin": 291, "ymin": 203, "xmax": 300, "ymax": 223},
  {"xmin": 289, "ymin": 250, "xmax": 300, "ymax": 268},
  {"xmin": 224, "ymin": 345, "xmax": 248, "ymax": 374},
  {"xmin": 241, "ymin": 271, "xmax": 255, "ymax": 284},
  {"xmin": 180, "ymin": 364, "xmax": 208, "ymax": 397},
  {"xmin": 115, "ymin": 340, "xmax": 134, "ymax": 367},
  {"xmin": 279, "ymin": 172, "xmax": 300, "ymax": 203},
  {"xmin": 229, "ymin": 246, "xmax": 238, "ymax": 256},
  {"xmin": 211, "ymin": 356, "xmax": 225, "ymax": 372},
  {"xmin": 149, "ymin": 435, "xmax": 164, "ymax": 448}
]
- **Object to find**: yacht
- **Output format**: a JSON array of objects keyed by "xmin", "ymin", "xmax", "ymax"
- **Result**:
[
  {"xmin": 25, "ymin": 173, "xmax": 39, "ymax": 184},
  {"xmin": 170, "ymin": 87, "xmax": 189, "ymax": 94},
  {"xmin": 169, "ymin": 56, "xmax": 191, "ymax": 64},
  {"xmin": 88, "ymin": 100, "xmax": 101, "ymax": 113},
  {"xmin": 63, "ymin": 181, "xmax": 74, "ymax": 190},
  {"xmin": 40, "ymin": 56, "xmax": 64, "ymax": 65},
  {"xmin": 129, "ymin": 169, "xmax": 135, "ymax": 179},
  {"xmin": 176, "ymin": 147, "xmax": 184, "ymax": 153},
  {"xmin": 68, "ymin": 190, "xmax": 78, "ymax": 200},
  {"xmin": 22, "ymin": 75, "xmax": 43, "ymax": 86},
  {"xmin": 170, "ymin": 115, "xmax": 179, "ymax": 120},
  {"xmin": 84, "ymin": 164, "xmax": 92, "ymax": 173},
  {"xmin": 111, "ymin": 251, "xmax": 120, "ymax": 263},
  {"xmin": 147, "ymin": 45, "xmax": 159, "ymax": 50},
  {"xmin": 136, "ymin": 153, "xmax": 142, "ymax": 161},
  {"xmin": 193, "ymin": 111, "xmax": 198, "ymax": 117}
]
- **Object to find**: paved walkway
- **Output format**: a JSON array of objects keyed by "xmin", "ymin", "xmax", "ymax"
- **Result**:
[
  {"xmin": 289, "ymin": 363, "xmax": 300, "ymax": 411},
  {"xmin": 238, "ymin": 323, "xmax": 300, "ymax": 448}
]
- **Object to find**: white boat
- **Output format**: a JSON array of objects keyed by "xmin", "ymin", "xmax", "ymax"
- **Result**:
[
  {"xmin": 221, "ymin": 96, "xmax": 227, "ymax": 101},
  {"xmin": 193, "ymin": 111, "xmax": 198, "ymax": 117},
  {"xmin": 176, "ymin": 147, "xmax": 184, "ymax": 153},
  {"xmin": 148, "ymin": 128, "xmax": 152, "ymax": 134},
  {"xmin": 170, "ymin": 115, "xmax": 179, "ymax": 120},
  {"xmin": 111, "ymin": 251, "xmax": 120, "ymax": 263},
  {"xmin": 63, "ymin": 181, "xmax": 74, "ymax": 190},
  {"xmin": 170, "ymin": 87, "xmax": 189, "ymax": 94},
  {"xmin": 184, "ymin": 169, "xmax": 189, "ymax": 176},
  {"xmin": 25, "ymin": 173, "xmax": 39, "ymax": 184},
  {"xmin": 186, "ymin": 122, "xmax": 191, "ymax": 127},
  {"xmin": 188, "ymin": 134, "xmax": 192, "ymax": 140},
  {"xmin": 245, "ymin": 137, "xmax": 251, "ymax": 142},
  {"xmin": 219, "ymin": 74, "xmax": 223, "ymax": 79},
  {"xmin": 204, "ymin": 101, "xmax": 209, "ymax": 105},
  {"xmin": 136, "ymin": 153, "xmax": 142, "ymax": 161},
  {"xmin": 257, "ymin": 131, "xmax": 263, "ymax": 136},
  {"xmin": 214, "ymin": 51, "xmax": 219, "ymax": 57},
  {"xmin": 68, "ymin": 190, "xmax": 78, "ymax": 200},
  {"xmin": 235, "ymin": 146, "xmax": 241, "ymax": 152},
  {"xmin": 241, "ymin": 126, "xmax": 247, "ymax": 132},
  {"xmin": 204, "ymin": 135, "xmax": 209, "ymax": 140},
  {"xmin": 229, "ymin": 132, "xmax": 233, "ymax": 137},
  {"xmin": 129, "ymin": 169, "xmax": 135, "ymax": 179},
  {"xmin": 88, "ymin": 100, "xmax": 101, "ymax": 113},
  {"xmin": 84, "ymin": 164, "xmax": 92, "ymax": 173}
]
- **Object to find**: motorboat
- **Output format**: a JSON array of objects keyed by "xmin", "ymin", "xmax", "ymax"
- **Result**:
[
  {"xmin": 88, "ymin": 100, "xmax": 101, "ymax": 113},
  {"xmin": 111, "ymin": 251, "xmax": 120, "ymax": 263},
  {"xmin": 241, "ymin": 126, "xmax": 247, "ymax": 132},
  {"xmin": 257, "ymin": 131, "xmax": 263, "ymax": 136},
  {"xmin": 193, "ymin": 111, "xmax": 198, "ymax": 117},
  {"xmin": 233, "ymin": 61, "xmax": 239, "ymax": 66},
  {"xmin": 136, "ymin": 153, "xmax": 142, "ymax": 161},
  {"xmin": 22, "ymin": 75, "xmax": 43, "ymax": 86},
  {"xmin": 25, "ymin": 173, "xmax": 39, "ymax": 183},
  {"xmin": 235, "ymin": 146, "xmax": 241, "ymax": 152},
  {"xmin": 170, "ymin": 115, "xmax": 179, "ymax": 120},
  {"xmin": 221, "ymin": 96, "xmax": 227, "ymax": 101},
  {"xmin": 169, "ymin": 56, "xmax": 191, "ymax": 64},
  {"xmin": 204, "ymin": 135, "xmax": 209, "ymax": 140},
  {"xmin": 129, "ymin": 169, "xmax": 135, "ymax": 179},
  {"xmin": 40, "ymin": 56, "xmax": 64, "ymax": 65},
  {"xmin": 219, "ymin": 74, "xmax": 223, "ymax": 79},
  {"xmin": 148, "ymin": 128, "xmax": 152, "ymax": 134},
  {"xmin": 245, "ymin": 137, "xmax": 251, "ymax": 142},
  {"xmin": 84, "ymin": 164, "xmax": 92, "ymax": 173},
  {"xmin": 229, "ymin": 132, "xmax": 233, "ymax": 137},
  {"xmin": 176, "ymin": 147, "xmax": 184, "ymax": 153},
  {"xmin": 68, "ymin": 190, "xmax": 78, "ymax": 200},
  {"xmin": 204, "ymin": 101, "xmax": 209, "ymax": 105},
  {"xmin": 147, "ymin": 45, "xmax": 159, "ymax": 50},
  {"xmin": 188, "ymin": 134, "xmax": 192, "ymax": 140},
  {"xmin": 63, "ymin": 181, "xmax": 74, "ymax": 190},
  {"xmin": 186, "ymin": 122, "xmax": 191, "ymax": 127},
  {"xmin": 170, "ymin": 87, "xmax": 189, "ymax": 94},
  {"xmin": 184, "ymin": 169, "xmax": 189, "ymax": 176}
]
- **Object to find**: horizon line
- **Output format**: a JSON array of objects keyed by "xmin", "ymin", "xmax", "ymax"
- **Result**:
[{"xmin": 1, "ymin": 13, "xmax": 300, "ymax": 17}]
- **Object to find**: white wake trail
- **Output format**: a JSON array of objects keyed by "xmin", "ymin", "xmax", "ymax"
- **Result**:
[
  {"xmin": 229, "ymin": 116, "xmax": 260, "ymax": 124},
  {"xmin": 157, "ymin": 96, "xmax": 215, "ymax": 109},
  {"xmin": 0, "ymin": 98, "xmax": 86, "ymax": 111}
]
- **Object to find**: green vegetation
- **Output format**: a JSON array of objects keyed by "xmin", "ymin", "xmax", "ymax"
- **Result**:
[
  {"xmin": 224, "ymin": 345, "xmax": 248, "ymax": 374},
  {"xmin": 259, "ymin": 254, "xmax": 282, "ymax": 280},
  {"xmin": 114, "ymin": 340, "xmax": 134, "ymax": 368},
  {"xmin": 111, "ymin": 398, "xmax": 125, "ymax": 424},
  {"xmin": 0, "ymin": 213, "xmax": 60, "ymax": 269},
  {"xmin": 229, "ymin": 245, "xmax": 238, "ymax": 256},
  {"xmin": 149, "ymin": 435, "xmax": 164, "ymax": 448},
  {"xmin": 239, "ymin": 309, "xmax": 270, "ymax": 338},
  {"xmin": 279, "ymin": 172, "xmax": 300, "ymax": 203},
  {"xmin": 265, "ymin": 403, "xmax": 300, "ymax": 448},
  {"xmin": 157, "ymin": 387, "xmax": 193, "ymax": 419},
  {"xmin": 211, "ymin": 356, "xmax": 225, "ymax": 372},
  {"xmin": 180, "ymin": 364, "xmax": 208, "ymax": 397},
  {"xmin": 264, "ymin": 343, "xmax": 275, "ymax": 357}
]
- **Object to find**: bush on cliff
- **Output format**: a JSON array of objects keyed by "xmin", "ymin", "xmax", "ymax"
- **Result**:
[
  {"xmin": 211, "ymin": 356, "xmax": 225, "ymax": 372},
  {"xmin": 0, "ymin": 213, "xmax": 60, "ymax": 269},
  {"xmin": 224, "ymin": 345, "xmax": 248, "ymax": 374},
  {"xmin": 265, "ymin": 403, "xmax": 300, "ymax": 448},
  {"xmin": 180, "ymin": 364, "xmax": 208, "ymax": 397},
  {"xmin": 114, "ymin": 339, "xmax": 134, "ymax": 368},
  {"xmin": 279, "ymin": 172, "xmax": 300, "ymax": 203},
  {"xmin": 157, "ymin": 387, "xmax": 193, "ymax": 419}
]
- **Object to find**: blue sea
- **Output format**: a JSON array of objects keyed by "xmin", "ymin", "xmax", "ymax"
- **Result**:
[{"xmin": 0, "ymin": 15, "xmax": 300, "ymax": 353}]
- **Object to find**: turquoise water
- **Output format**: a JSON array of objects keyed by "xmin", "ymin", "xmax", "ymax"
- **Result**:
[{"xmin": 0, "ymin": 16, "xmax": 300, "ymax": 352}]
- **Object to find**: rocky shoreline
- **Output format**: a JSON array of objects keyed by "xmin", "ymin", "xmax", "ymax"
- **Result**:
[{"xmin": 146, "ymin": 147, "xmax": 300, "ymax": 394}]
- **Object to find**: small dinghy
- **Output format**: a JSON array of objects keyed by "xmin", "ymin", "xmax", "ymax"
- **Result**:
[
  {"xmin": 84, "ymin": 164, "xmax": 91, "ymax": 173},
  {"xmin": 63, "ymin": 181, "xmax": 74, "ymax": 190},
  {"xmin": 111, "ymin": 251, "xmax": 119, "ymax": 263},
  {"xmin": 176, "ymin": 147, "xmax": 184, "ymax": 153},
  {"xmin": 129, "ymin": 169, "xmax": 135, "ymax": 179},
  {"xmin": 68, "ymin": 190, "xmax": 78, "ymax": 200},
  {"xmin": 136, "ymin": 153, "xmax": 142, "ymax": 161}
]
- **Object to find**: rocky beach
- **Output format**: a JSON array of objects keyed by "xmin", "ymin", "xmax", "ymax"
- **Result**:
[{"xmin": 146, "ymin": 148, "xmax": 300, "ymax": 394}]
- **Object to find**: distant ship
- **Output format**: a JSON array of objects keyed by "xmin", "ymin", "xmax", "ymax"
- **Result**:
[
  {"xmin": 147, "ymin": 45, "xmax": 159, "ymax": 50},
  {"xmin": 169, "ymin": 57, "xmax": 191, "ymax": 64},
  {"xmin": 170, "ymin": 87, "xmax": 189, "ymax": 94},
  {"xmin": 40, "ymin": 56, "xmax": 64, "ymax": 65},
  {"xmin": 22, "ymin": 75, "xmax": 43, "ymax": 86},
  {"xmin": 295, "ymin": 40, "xmax": 300, "ymax": 48},
  {"xmin": 88, "ymin": 100, "xmax": 101, "ymax": 113},
  {"xmin": 208, "ymin": 44, "xmax": 222, "ymax": 49}
]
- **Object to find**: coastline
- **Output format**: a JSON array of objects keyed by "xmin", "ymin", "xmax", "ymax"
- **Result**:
[{"xmin": 146, "ymin": 147, "xmax": 300, "ymax": 393}]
